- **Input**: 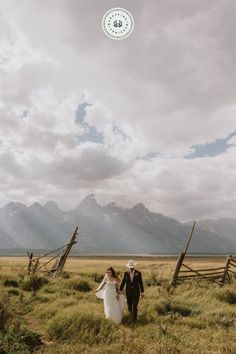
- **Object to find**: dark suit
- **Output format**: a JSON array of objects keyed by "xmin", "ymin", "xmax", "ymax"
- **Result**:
[{"xmin": 120, "ymin": 269, "xmax": 144, "ymax": 321}]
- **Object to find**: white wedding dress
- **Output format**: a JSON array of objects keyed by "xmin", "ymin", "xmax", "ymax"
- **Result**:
[{"xmin": 96, "ymin": 276, "xmax": 126, "ymax": 324}]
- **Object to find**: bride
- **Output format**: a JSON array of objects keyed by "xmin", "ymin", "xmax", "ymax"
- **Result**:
[{"xmin": 95, "ymin": 267, "xmax": 126, "ymax": 324}]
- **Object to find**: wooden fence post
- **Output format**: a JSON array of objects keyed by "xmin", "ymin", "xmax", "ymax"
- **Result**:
[
  {"xmin": 52, "ymin": 226, "xmax": 78, "ymax": 277},
  {"xmin": 220, "ymin": 254, "xmax": 231, "ymax": 284},
  {"xmin": 33, "ymin": 259, "xmax": 39, "ymax": 274},
  {"xmin": 27, "ymin": 252, "xmax": 33, "ymax": 275},
  {"xmin": 170, "ymin": 251, "xmax": 185, "ymax": 286},
  {"xmin": 170, "ymin": 221, "xmax": 196, "ymax": 286},
  {"xmin": 183, "ymin": 221, "xmax": 196, "ymax": 254}
]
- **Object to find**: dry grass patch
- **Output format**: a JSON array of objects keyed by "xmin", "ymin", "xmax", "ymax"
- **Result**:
[{"xmin": 0, "ymin": 256, "xmax": 235, "ymax": 354}]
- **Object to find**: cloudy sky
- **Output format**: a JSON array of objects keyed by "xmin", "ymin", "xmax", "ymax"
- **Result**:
[{"xmin": 0, "ymin": 0, "xmax": 236, "ymax": 221}]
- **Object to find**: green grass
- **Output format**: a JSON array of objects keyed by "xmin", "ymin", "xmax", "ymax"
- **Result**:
[
  {"xmin": 216, "ymin": 289, "xmax": 236, "ymax": 304},
  {"xmin": 46, "ymin": 311, "xmax": 120, "ymax": 343},
  {"xmin": 67, "ymin": 279, "xmax": 92, "ymax": 292},
  {"xmin": 3, "ymin": 278, "xmax": 19, "ymax": 288},
  {"xmin": 2, "ymin": 327, "xmax": 42, "ymax": 353},
  {"xmin": 0, "ymin": 257, "xmax": 235, "ymax": 354},
  {"xmin": 21, "ymin": 275, "xmax": 49, "ymax": 292}
]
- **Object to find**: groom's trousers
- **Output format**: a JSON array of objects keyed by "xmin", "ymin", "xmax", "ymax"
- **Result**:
[{"xmin": 127, "ymin": 294, "xmax": 140, "ymax": 321}]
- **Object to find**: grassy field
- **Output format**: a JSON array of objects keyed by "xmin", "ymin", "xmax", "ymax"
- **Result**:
[{"xmin": 0, "ymin": 256, "xmax": 236, "ymax": 354}]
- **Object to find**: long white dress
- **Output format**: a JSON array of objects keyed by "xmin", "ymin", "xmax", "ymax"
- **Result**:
[{"xmin": 95, "ymin": 276, "xmax": 126, "ymax": 324}]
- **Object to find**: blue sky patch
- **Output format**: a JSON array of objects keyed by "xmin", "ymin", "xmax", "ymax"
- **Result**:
[
  {"xmin": 75, "ymin": 102, "xmax": 104, "ymax": 144},
  {"xmin": 186, "ymin": 131, "xmax": 236, "ymax": 159},
  {"xmin": 75, "ymin": 102, "xmax": 91, "ymax": 124},
  {"xmin": 79, "ymin": 126, "xmax": 104, "ymax": 144}
]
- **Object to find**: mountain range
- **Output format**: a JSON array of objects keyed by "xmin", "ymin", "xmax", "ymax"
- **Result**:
[{"xmin": 0, "ymin": 194, "xmax": 235, "ymax": 254}]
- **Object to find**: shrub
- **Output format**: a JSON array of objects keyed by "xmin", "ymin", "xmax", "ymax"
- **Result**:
[
  {"xmin": 172, "ymin": 304, "xmax": 194, "ymax": 317},
  {"xmin": 42, "ymin": 286, "xmax": 55, "ymax": 294},
  {"xmin": 47, "ymin": 312, "xmax": 119, "ymax": 344},
  {"xmin": 3, "ymin": 279, "xmax": 19, "ymax": 288},
  {"xmin": 0, "ymin": 343, "xmax": 6, "ymax": 354},
  {"xmin": 7, "ymin": 289, "xmax": 19, "ymax": 296},
  {"xmin": 61, "ymin": 271, "xmax": 70, "ymax": 279},
  {"xmin": 68, "ymin": 280, "xmax": 92, "ymax": 292},
  {"xmin": 155, "ymin": 302, "xmax": 173, "ymax": 315},
  {"xmin": 2, "ymin": 327, "xmax": 42, "ymax": 353},
  {"xmin": 91, "ymin": 273, "xmax": 104, "ymax": 283},
  {"xmin": 155, "ymin": 302, "xmax": 194, "ymax": 317},
  {"xmin": 146, "ymin": 272, "xmax": 161, "ymax": 287},
  {"xmin": 0, "ymin": 293, "xmax": 13, "ymax": 331},
  {"xmin": 216, "ymin": 290, "xmax": 236, "ymax": 304},
  {"xmin": 21, "ymin": 275, "xmax": 49, "ymax": 292}
]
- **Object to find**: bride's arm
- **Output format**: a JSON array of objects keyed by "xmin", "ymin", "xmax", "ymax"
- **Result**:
[{"xmin": 95, "ymin": 275, "xmax": 107, "ymax": 292}]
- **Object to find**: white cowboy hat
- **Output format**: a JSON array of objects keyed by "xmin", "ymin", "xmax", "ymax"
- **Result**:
[{"xmin": 126, "ymin": 260, "xmax": 138, "ymax": 268}]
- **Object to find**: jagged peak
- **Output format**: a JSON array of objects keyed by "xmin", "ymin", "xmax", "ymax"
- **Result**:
[
  {"xmin": 103, "ymin": 201, "xmax": 124, "ymax": 213},
  {"xmin": 44, "ymin": 201, "xmax": 60, "ymax": 209},
  {"xmin": 30, "ymin": 202, "xmax": 43, "ymax": 209},
  {"xmin": 132, "ymin": 203, "xmax": 147, "ymax": 212},
  {"xmin": 81, "ymin": 194, "xmax": 96, "ymax": 202},
  {"xmin": 79, "ymin": 194, "xmax": 100, "ymax": 209},
  {"xmin": 5, "ymin": 201, "xmax": 26, "ymax": 211},
  {"xmin": 108, "ymin": 201, "xmax": 118, "ymax": 207},
  {"xmin": 106, "ymin": 201, "xmax": 122, "ymax": 208}
]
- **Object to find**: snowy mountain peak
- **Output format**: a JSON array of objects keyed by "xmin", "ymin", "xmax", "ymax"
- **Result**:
[
  {"xmin": 104, "ymin": 201, "xmax": 124, "ymax": 213},
  {"xmin": 132, "ymin": 203, "xmax": 147, "ymax": 214},
  {"xmin": 44, "ymin": 201, "xmax": 61, "ymax": 212},
  {"xmin": 30, "ymin": 202, "xmax": 43, "ymax": 210},
  {"xmin": 5, "ymin": 202, "xmax": 26, "ymax": 214},
  {"xmin": 44, "ymin": 201, "xmax": 64, "ymax": 219},
  {"xmin": 44, "ymin": 200, "xmax": 58, "ymax": 208},
  {"xmin": 79, "ymin": 194, "xmax": 99, "ymax": 207}
]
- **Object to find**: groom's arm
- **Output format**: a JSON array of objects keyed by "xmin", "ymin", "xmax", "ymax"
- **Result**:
[
  {"xmin": 139, "ymin": 272, "xmax": 144, "ymax": 293},
  {"xmin": 120, "ymin": 272, "xmax": 126, "ymax": 291}
]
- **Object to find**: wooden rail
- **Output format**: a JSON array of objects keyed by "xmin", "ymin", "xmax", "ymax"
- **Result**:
[
  {"xmin": 228, "ymin": 255, "xmax": 236, "ymax": 275},
  {"xmin": 27, "ymin": 227, "xmax": 78, "ymax": 277},
  {"xmin": 170, "ymin": 221, "xmax": 235, "ymax": 286}
]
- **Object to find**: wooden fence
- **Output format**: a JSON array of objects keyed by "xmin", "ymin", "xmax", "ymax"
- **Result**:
[
  {"xmin": 170, "ymin": 222, "xmax": 235, "ymax": 286},
  {"xmin": 27, "ymin": 226, "xmax": 78, "ymax": 277},
  {"xmin": 228, "ymin": 255, "xmax": 236, "ymax": 276}
]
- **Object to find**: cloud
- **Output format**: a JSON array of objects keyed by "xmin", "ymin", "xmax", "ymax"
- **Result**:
[{"xmin": 0, "ymin": 0, "xmax": 235, "ymax": 220}]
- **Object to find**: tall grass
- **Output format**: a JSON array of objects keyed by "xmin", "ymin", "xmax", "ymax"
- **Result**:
[
  {"xmin": 47, "ymin": 311, "xmax": 120, "ymax": 344},
  {"xmin": 0, "ymin": 257, "xmax": 236, "ymax": 354},
  {"xmin": 0, "ymin": 290, "xmax": 43, "ymax": 353}
]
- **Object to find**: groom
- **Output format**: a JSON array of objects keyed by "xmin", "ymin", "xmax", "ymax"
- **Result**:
[{"xmin": 120, "ymin": 260, "xmax": 144, "ymax": 322}]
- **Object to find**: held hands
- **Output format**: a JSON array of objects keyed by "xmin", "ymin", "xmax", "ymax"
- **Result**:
[{"xmin": 116, "ymin": 289, "xmax": 121, "ymax": 300}]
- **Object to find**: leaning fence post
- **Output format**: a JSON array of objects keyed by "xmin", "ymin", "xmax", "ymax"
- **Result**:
[
  {"xmin": 27, "ymin": 252, "xmax": 33, "ymax": 275},
  {"xmin": 52, "ymin": 226, "xmax": 78, "ymax": 277},
  {"xmin": 184, "ymin": 221, "xmax": 196, "ymax": 254},
  {"xmin": 220, "ymin": 254, "xmax": 231, "ymax": 284},
  {"xmin": 170, "ymin": 221, "xmax": 196, "ymax": 286},
  {"xmin": 170, "ymin": 251, "xmax": 185, "ymax": 286},
  {"xmin": 32, "ymin": 258, "xmax": 39, "ymax": 273}
]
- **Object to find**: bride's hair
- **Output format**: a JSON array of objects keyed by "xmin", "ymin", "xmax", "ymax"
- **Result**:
[{"xmin": 107, "ymin": 267, "xmax": 117, "ymax": 278}]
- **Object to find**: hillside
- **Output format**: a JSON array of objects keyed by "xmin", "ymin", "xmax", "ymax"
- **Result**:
[{"xmin": 0, "ymin": 195, "xmax": 235, "ymax": 253}]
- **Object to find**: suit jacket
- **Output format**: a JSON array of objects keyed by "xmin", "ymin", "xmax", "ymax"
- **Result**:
[{"xmin": 120, "ymin": 270, "xmax": 144, "ymax": 296}]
